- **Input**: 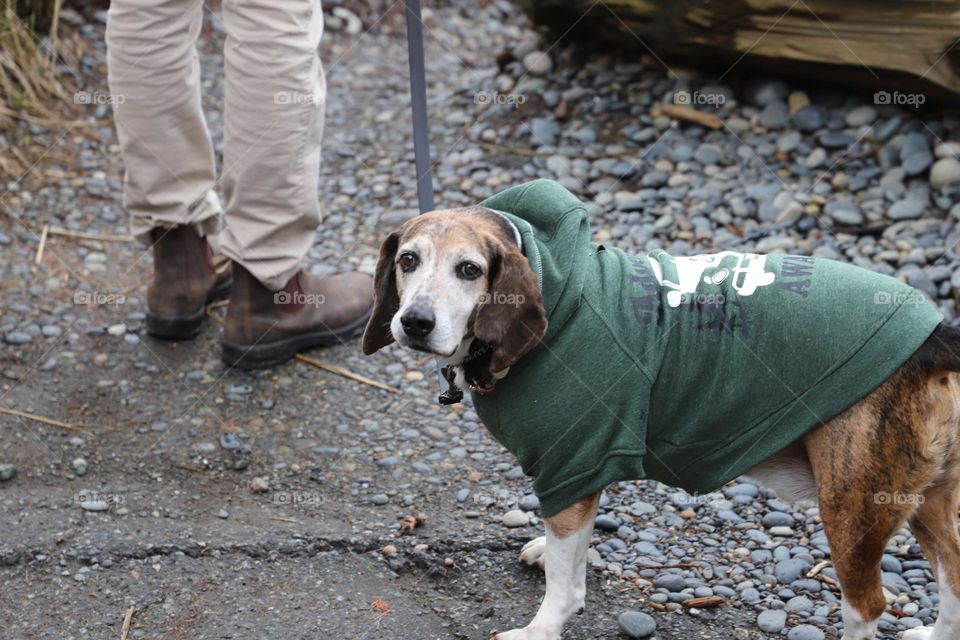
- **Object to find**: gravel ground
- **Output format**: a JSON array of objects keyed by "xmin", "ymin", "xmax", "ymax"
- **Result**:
[{"xmin": 2, "ymin": 1, "xmax": 960, "ymax": 639}]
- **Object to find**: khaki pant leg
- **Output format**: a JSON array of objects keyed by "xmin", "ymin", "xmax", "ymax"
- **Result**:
[
  {"xmin": 106, "ymin": 0, "xmax": 222, "ymax": 244},
  {"xmin": 218, "ymin": 0, "xmax": 325, "ymax": 290}
]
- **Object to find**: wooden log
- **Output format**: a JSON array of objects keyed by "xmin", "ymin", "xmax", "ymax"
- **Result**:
[{"xmin": 517, "ymin": 0, "xmax": 960, "ymax": 100}]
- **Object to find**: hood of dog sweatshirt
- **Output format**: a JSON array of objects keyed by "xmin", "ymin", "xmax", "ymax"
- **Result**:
[{"xmin": 474, "ymin": 179, "xmax": 944, "ymax": 518}]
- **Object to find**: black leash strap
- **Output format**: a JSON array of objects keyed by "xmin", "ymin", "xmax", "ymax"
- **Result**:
[
  {"xmin": 404, "ymin": 0, "xmax": 435, "ymax": 213},
  {"xmin": 403, "ymin": 0, "xmax": 447, "ymax": 397}
]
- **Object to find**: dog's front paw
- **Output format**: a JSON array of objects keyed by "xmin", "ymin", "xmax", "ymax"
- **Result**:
[
  {"xmin": 494, "ymin": 625, "xmax": 559, "ymax": 640},
  {"xmin": 519, "ymin": 536, "xmax": 546, "ymax": 570},
  {"xmin": 901, "ymin": 628, "xmax": 934, "ymax": 640}
]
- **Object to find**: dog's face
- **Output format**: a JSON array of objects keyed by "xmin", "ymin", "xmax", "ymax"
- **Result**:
[{"xmin": 362, "ymin": 208, "xmax": 547, "ymax": 372}]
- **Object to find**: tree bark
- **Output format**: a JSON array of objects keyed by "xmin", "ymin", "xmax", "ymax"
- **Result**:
[{"xmin": 518, "ymin": 0, "xmax": 960, "ymax": 101}]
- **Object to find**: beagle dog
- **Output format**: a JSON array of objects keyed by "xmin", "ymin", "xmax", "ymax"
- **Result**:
[{"xmin": 363, "ymin": 199, "xmax": 960, "ymax": 640}]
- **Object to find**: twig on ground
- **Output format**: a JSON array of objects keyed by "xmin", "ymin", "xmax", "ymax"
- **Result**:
[
  {"xmin": 807, "ymin": 560, "xmax": 841, "ymax": 589},
  {"xmin": 464, "ymin": 129, "xmax": 640, "ymax": 161},
  {"xmin": 270, "ymin": 515, "xmax": 298, "ymax": 523},
  {"xmin": 683, "ymin": 595, "xmax": 728, "ymax": 608},
  {"xmin": 47, "ymin": 227, "xmax": 133, "ymax": 243},
  {"xmin": 807, "ymin": 560, "xmax": 831, "ymax": 578},
  {"xmin": 35, "ymin": 224, "xmax": 48, "ymax": 264},
  {"xmin": 653, "ymin": 104, "xmax": 723, "ymax": 129},
  {"xmin": 0, "ymin": 406, "xmax": 114, "ymax": 431},
  {"xmin": 295, "ymin": 354, "xmax": 398, "ymax": 394},
  {"xmin": 119, "ymin": 606, "xmax": 134, "ymax": 640}
]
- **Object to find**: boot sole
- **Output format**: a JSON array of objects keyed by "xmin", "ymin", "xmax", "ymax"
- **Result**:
[
  {"xmin": 220, "ymin": 307, "xmax": 372, "ymax": 371},
  {"xmin": 146, "ymin": 277, "xmax": 233, "ymax": 340}
]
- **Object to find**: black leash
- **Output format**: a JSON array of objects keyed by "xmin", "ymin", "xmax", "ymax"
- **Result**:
[
  {"xmin": 404, "ymin": 0, "xmax": 435, "ymax": 214},
  {"xmin": 403, "ymin": 0, "xmax": 448, "ymax": 397}
]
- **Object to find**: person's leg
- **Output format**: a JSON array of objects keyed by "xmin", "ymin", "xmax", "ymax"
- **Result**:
[
  {"xmin": 219, "ymin": 0, "xmax": 371, "ymax": 369},
  {"xmin": 106, "ymin": 0, "xmax": 222, "ymax": 241},
  {"xmin": 219, "ymin": 0, "xmax": 325, "ymax": 290},
  {"xmin": 106, "ymin": 0, "xmax": 230, "ymax": 339}
]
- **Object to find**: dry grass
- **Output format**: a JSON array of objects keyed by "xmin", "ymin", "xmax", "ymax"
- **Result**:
[
  {"xmin": 0, "ymin": 1, "xmax": 90, "ymax": 186},
  {"xmin": 0, "ymin": 0, "xmax": 82, "ymax": 129}
]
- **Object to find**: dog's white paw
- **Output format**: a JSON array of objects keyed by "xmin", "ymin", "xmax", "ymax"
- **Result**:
[
  {"xmin": 494, "ymin": 625, "xmax": 558, "ymax": 640},
  {"xmin": 519, "ymin": 536, "xmax": 546, "ymax": 570},
  {"xmin": 901, "ymin": 627, "xmax": 935, "ymax": 640}
]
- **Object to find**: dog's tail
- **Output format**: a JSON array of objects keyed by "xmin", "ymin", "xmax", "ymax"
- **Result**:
[{"xmin": 914, "ymin": 323, "xmax": 960, "ymax": 373}]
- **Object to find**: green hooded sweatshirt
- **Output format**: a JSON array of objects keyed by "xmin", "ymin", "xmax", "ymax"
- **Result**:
[{"xmin": 474, "ymin": 180, "xmax": 944, "ymax": 517}]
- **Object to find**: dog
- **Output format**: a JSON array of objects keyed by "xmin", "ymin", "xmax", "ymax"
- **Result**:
[{"xmin": 362, "ymin": 180, "xmax": 960, "ymax": 640}]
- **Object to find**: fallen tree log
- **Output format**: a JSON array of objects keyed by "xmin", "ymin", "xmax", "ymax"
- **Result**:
[{"xmin": 517, "ymin": 0, "xmax": 960, "ymax": 101}]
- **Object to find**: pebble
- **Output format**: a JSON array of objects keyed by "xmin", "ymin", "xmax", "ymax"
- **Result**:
[
  {"xmin": 819, "ymin": 131, "xmax": 854, "ymax": 149},
  {"xmin": 757, "ymin": 609, "xmax": 787, "ymax": 633},
  {"xmin": 824, "ymin": 200, "xmax": 863, "ymax": 225},
  {"xmin": 4, "ymin": 331, "xmax": 32, "ymax": 345},
  {"xmin": 777, "ymin": 131, "xmax": 802, "ymax": 153},
  {"xmin": 776, "ymin": 558, "xmax": 811, "ymax": 583},
  {"xmin": 0, "ymin": 464, "xmax": 16, "ymax": 481},
  {"xmin": 250, "ymin": 477, "xmax": 269, "ymax": 493},
  {"xmin": 519, "ymin": 494, "xmax": 540, "ymax": 511},
  {"xmin": 888, "ymin": 199, "xmax": 926, "ymax": 221},
  {"xmin": 903, "ymin": 151, "xmax": 934, "ymax": 177},
  {"xmin": 502, "ymin": 509, "xmax": 530, "ymax": 527},
  {"xmin": 845, "ymin": 105, "xmax": 876, "ymax": 127},
  {"xmin": 79, "ymin": 498, "xmax": 108, "ymax": 512},
  {"xmin": 522, "ymin": 50, "xmax": 552, "ymax": 75},
  {"xmin": 760, "ymin": 102, "xmax": 790, "ymax": 129},
  {"xmin": 792, "ymin": 106, "xmax": 823, "ymax": 132},
  {"xmin": 219, "ymin": 432, "xmax": 242, "ymax": 450},
  {"xmin": 787, "ymin": 625, "xmax": 825, "ymax": 640},
  {"xmin": 72, "ymin": 457, "xmax": 88, "ymax": 476},
  {"xmin": 930, "ymin": 157, "xmax": 960, "ymax": 188},
  {"xmin": 594, "ymin": 514, "xmax": 620, "ymax": 531},
  {"xmin": 617, "ymin": 611, "xmax": 656, "ymax": 638},
  {"xmin": 654, "ymin": 574, "xmax": 686, "ymax": 592},
  {"xmin": 106, "ymin": 323, "xmax": 126, "ymax": 336}
]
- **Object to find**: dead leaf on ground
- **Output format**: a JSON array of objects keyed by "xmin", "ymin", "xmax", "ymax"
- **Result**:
[
  {"xmin": 371, "ymin": 597, "xmax": 390, "ymax": 613},
  {"xmin": 397, "ymin": 511, "xmax": 425, "ymax": 536},
  {"xmin": 683, "ymin": 595, "xmax": 728, "ymax": 608}
]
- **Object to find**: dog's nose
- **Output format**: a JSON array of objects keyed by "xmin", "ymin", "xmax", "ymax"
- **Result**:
[{"xmin": 400, "ymin": 307, "xmax": 435, "ymax": 339}]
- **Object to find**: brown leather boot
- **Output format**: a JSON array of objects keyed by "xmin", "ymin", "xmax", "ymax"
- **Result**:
[
  {"xmin": 145, "ymin": 225, "xmax": 232, "ymax": 340},
  {"xmin": 221, "ymin": 264, "xmax": 373, "ymax": 370}
]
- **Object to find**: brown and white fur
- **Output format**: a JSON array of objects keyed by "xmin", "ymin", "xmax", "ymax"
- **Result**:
[{"xmin": 362, "ymin": 206, "xmax": 960, "ymax": 640}]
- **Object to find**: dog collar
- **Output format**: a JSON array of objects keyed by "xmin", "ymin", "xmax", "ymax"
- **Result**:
[{"xmin": 438, "ymin": 339, "xmax": 499, "ymax": 404}]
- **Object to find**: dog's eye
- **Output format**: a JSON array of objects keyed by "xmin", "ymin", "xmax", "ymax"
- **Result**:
[
  {"xmin": 456, "ymin": 261, "xmax": 482, "ymax": 280},
  {"xmin": 397, "ymin": 252, "xmax": 418, "ymax": 273}
]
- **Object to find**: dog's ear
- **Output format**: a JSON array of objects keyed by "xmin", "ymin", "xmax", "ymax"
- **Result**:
[
  {"xmin": 362, "ymin": 231, "xmax": 401, "ymax": 355},
  {"xmin": 474, "ymin": 246, "xmax": 547, "ymax": 372}
]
